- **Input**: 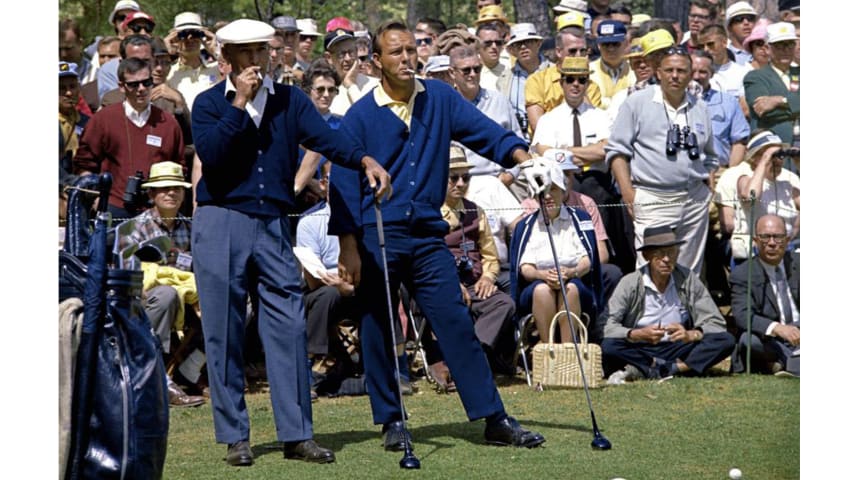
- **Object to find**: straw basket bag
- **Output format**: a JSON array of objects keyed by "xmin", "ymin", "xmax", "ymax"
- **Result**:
[{"xmin": 532, "ymin": 310, "xmax": 605, "ymax": 389}]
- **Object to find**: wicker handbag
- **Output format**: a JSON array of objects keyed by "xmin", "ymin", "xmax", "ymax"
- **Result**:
[{"xmin": 532, "ymin": 311, "xmax": 605, "ymax": 389}]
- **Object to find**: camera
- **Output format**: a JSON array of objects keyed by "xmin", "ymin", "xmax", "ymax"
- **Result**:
[{"xmin": 123, "ymin": 170, "xmax": 149, "ymax": 215}]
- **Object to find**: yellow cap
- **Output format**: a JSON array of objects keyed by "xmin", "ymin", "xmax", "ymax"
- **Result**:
[
  {"xmin": 640, "ymin": 29, "xmax": 675, "ymax": 56},
  {"xmin": 558, "ymin": 57, "xmax": 590, "ymax": 75},
  {"xmin": 555, "ymin": 11, "xmax": 585, "ymax": 31},
  {"xmin": 475, "ymin": 5, "xmax": 509, "ymax": 25}
]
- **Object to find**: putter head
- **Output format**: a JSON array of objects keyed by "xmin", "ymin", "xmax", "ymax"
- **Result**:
[
  {"xmin": 399, "ymin": 452, "xmax": 421, "ymax": 469},
  {"xmin": 591, "ymin": 432, "xmax": 612, "ymax": 450}
]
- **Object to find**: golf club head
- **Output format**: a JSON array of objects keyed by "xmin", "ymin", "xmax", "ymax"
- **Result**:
[
  {"xmin": 399, "ymin": 451, "xmax": 421, "ymax": 469},
  {"xmin": 591, "ymin": 432, "xmax": 612, "ymax": 450}
]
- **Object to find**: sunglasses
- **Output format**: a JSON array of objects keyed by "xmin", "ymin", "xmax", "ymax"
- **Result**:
[
  {"xmin": 449, "ymin": 173, "xmax": 472, "ymax": 183},
  {"xmin": 358, "ymin": 54, "xmax": 370, "ymax": 62},
  {"xmin": 482, "ymin": 39, "xmax": 505, "ymax": 48},
  {"xmin": 561, "ymin": 75, "xmax": 589, "ymax": 85},
  {"xmin": 177, "ymin": 29, "xmax": 204, "ymax": 40},
  {"xmin": 128, "ymin": 22, "xmax": 155, "ymax": 33},
  {"xmin": 600, "ymin": 41, "xmax": 622, "ymax": 49},
  {"xmin": 299, "ymin": 35, "xmax": 316, "ymax": 42},
  {"xmin": 312, "ymin": 86, "xmax": 339, "ymax": 95},
  {"xmin": 731, "ymin": 14, "xmax": 756, "ymax": 24},
  {"xmin": 750, "ymin": 40, "xmax": 767, "ymax": 49},
  {"xmin": 565, "ymin": 47, "xmax": 588, "ymax": 56},
  {"xmin": 456, "ymin": 65, "xmax": 483, "ymax": 75},
  {"xmin": 123, "ymin": 77, "xmax": 154, "ymax": 89},
  {"xmin": 664, "ymin": 45, "xmax": 690, "ymax": 56},
  {"xmin": 415, "ymin": 37, "xmax": 433, "ymax": 46}
]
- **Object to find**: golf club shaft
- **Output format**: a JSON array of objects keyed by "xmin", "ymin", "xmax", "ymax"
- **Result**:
[
  {"xmin": 374, "ymin": 201, "xmax": 415, "ymax": 447},
  {"xmin": 537, "ymin": 193, "xmax": 600, "ymax": 424}
]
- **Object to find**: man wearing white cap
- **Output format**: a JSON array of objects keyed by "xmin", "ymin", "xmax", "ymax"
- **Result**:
[
  {"xmin": 743, "ymin": 22, "xmax": 800, "ymax": 149},
  {"xmin": 296, "ymin": 18, "xmax": 322, "ymax": 71},
  {"xmin": 502, "ymin": 23, "xmax": 546, "ymax": 142},
  {"xmin": 423, "ymin": 54, "xmax": 453, "ymax": 84},
  {"xmin": 725, "ymin": 1, "xmax": 757, "ymax": 66},
  {"xmin": 191, "ymin": 18, "xmax": 390, "ymax": 467},
  {"xmin": 166, "ymin": 12, "xmax": 219, "ymax": 113}
]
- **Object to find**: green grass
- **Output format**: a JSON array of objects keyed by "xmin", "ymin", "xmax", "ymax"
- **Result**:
[{"xmin": 165, "ymin": 375, "xmax": 799, "ymax": 479}]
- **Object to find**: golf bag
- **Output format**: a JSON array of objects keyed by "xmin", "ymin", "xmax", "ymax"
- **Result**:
[{"xmin": 62, "ymin": 173, "xmax": 169, "ymax": 480}]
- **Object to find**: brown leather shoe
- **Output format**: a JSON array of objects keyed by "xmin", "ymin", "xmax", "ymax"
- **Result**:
[
  {"xmin": 283, "ymin": 439, "xmax": 335, "ymax": 463},
  {"xmin": 226, "ymin": 440, "xmax": 254, "ymax": 466},
  {"xmin": 168, "ymin": 382, "xmax": 205, "ymax": 408}
]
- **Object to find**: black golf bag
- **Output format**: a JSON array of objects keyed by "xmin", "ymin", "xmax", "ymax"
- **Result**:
[{"xmin": 61, "ymin": 173, "xmax": 169, "ymax": 480}]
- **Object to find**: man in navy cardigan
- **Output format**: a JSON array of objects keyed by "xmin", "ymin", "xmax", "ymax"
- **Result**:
[
  {"xmin": 191, "ymin": 19, "xmax": 389, "ymax": 468},
  {"xmin": 329, "ymin": 20, "xmax": 546, "ymax": 452}
]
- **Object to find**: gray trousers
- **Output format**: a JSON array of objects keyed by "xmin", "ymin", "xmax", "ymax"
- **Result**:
[{"xmin": 144, "ymin": 285, "xmax": 180, "ymax": 353}]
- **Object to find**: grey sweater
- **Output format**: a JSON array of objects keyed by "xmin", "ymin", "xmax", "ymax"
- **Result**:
[
  {"xmin": 605, "ymin": 86, "xmax": 718, "ymax": 191},
  {"xmin": 601, "ymin": 265, "xmax": 727, "ymax": 339}
]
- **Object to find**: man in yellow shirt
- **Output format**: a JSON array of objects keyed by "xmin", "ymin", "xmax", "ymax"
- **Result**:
[{"xmin": 589, "ymin": 20, "xmax": 635, "ymax": 109}]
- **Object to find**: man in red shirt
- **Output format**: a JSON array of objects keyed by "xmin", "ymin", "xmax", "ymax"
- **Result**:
[{"xmin": 74, "ymin": 56, "xmax": 185, "ymax": 220}]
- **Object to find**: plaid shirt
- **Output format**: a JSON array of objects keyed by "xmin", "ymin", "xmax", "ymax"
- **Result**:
[{"xmin": 120, "ymin": 208, "xmax": 192, "ymax": 268}]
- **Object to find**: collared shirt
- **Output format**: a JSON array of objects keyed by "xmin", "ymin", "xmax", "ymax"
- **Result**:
[
  {"xmin": 373, "ymin": 79, "xmax": 426, "ymax": 129},
  {"xmin": 525, "ymin": 65, "xmax": 603, "ymax": 114},
  {"xmin": 166, "ymin": 60, "xmax": 220, "ymax": 112},
  {"xmin": 531, "ymin": 101, "xmax": 612, "ymax": 173},
  {"xmin": 702, "ymin": 88, "xmax": 751, "ymax": 165},
  {"xmin": 120, "ymin": 207, "xmax": 192, "ymax": 269},
  {"xmin": 654, "ymin": 86, "xmax": 691, "ymax": 129},
  {"xmin": 589, "ymin": 58, "xmax": 636, "ymax": 109},
  {"xmin": 296, "ymin": 202, "xmax": 339, "ymax": 272},
  {"xmin": 770, "ymin": 64, "xmax": 792, "ymax": 90},
  {"xmin": 331, "ymin": 73, "xmax": 379, "ymax": 116},
  {"xmin": 758, "ymin": 258, "xmax": 800, "ymax": 336},
  {"xmin": 480, "ymin": 61, "xmax": 508, "ymax": 92},
  {"xmin": 711, "ymin": 60, "xmax": 751, "ymax": 98},
  {"xmin": 636, "ymin": 265, "xmax": 685, "ymax": 337},
  {"xmin": 123, "ymin": 100, "xmax": 151, "ymax": 128},
  {"xmin": 727, "ymin": 40, "xmax": 753, "ymax": 66},
  {"xmin": 441, "ymin": 198, "xmax": 500, "ymax": 281},
  {"xmin": 224, "ymin": 74, "xmax": 275, "ymax": 128},
  {"xmin": 519, "ymin": 206, "xmax": 588, "ymax": 270}
]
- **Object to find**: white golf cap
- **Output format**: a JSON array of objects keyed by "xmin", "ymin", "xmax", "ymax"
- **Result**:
[
  {"xmin": 216, "ymin": 19, "xmax": 275, "ymax": 45},
  {"xmin": 424, "ymin": 55, "xmax": 450, "ymax": 73},
  {"xmin": 766, "ymin": 22, "xmax": 798, "ymax": 43},
  {"xmin": 553, "ymin": 0, "xmax": 588, "ymax": 13},
  {"xmin": 726, "ymin": 1, "xmax": 758, "ymax": 25},
  {"xmin": 296, "ymin": 18, "xmax": 322, "ymax": 37},
  {"xmin": 506, "ymin": 23, "xmax": 543, "ymax": 47},
  {"xmin": 108, "ymin": 0, "xmax": 140, "ymax": 24},
  {"xmin": 173, "ymin": 12, "xmax": 203, "ymax": 32}
]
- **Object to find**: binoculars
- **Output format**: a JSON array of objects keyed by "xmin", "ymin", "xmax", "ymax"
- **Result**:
[
  {"xmin": 665, "ymin": 124, "xmax": 700, "ymax": 160},
  {"xmin": 123, "ymin": 170, "xmax": 149, "ymax": 215}
]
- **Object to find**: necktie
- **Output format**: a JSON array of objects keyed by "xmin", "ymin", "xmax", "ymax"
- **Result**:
[
  {"xmin": 572, "ymin": 108, "xmax": 582, "ymax": 147},
  {"xmin": 775, "ymin": 267, "xmax": 794, "ymax": 325}
]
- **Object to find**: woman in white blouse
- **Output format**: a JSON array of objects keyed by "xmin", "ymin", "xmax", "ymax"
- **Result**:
[{"xmin": 518, "ymin": 175, "xmax": 594, "ymax": 344}]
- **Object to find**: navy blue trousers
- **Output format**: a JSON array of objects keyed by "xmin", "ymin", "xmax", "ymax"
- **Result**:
[
  {"xmin": 358, "ymin": 224, "xmax": 505, "ymax": 425},
  {"xmin": 192, "ymin": 206, "xmax": 313, "ymax": 444},
  {"xmin": 601, "ymin": 332, "xmax": 735, "ymax": 377}
]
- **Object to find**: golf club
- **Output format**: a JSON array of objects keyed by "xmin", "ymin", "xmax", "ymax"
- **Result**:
[
  {"xmin": 537, "ymin": 190, "xmax": 612, "ymax": 451},
  {"xmin": 374, "ymin": 200, "xmax": 421, "ymax": 469}
]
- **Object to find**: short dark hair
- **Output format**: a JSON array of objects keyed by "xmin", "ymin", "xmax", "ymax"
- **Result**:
[
  {"xmin": 118, "ymin": 57, "xmax": 151, "ymax": 82},
  {"xmin": 99, "ymin": 35, "xmax": 121, "ymax": 50},
  {"xmin": 301, "ymin": 58, "xmax": 340, "ymax": 93},
  {"xmin": 416, "ymin": 17, "xmax": 447, "ymax": 36},
  {"xmin": 701, "ymin": 24, "xmax": 727, "ymax": 38},
  {"xmin": 689, "ymin": 0, "xmax": 716, "ymax": 18},
  {"xmin": 475, "ymin": 22, "xmax": 500, "ymax": 36},
  {"xmin": 120, "ymin": 34, "xmax": 153, "ymax": 59},
  {"xmin": 372, "ymin": 20, "xmax": 410, "ymax": 56},
  {"xmin": 59, "ymin": 18, "xmax": 83, "ymax": 43},
  {"xmin": 611, "ymin": 3, "xmax": 633, "ymax": 17}
]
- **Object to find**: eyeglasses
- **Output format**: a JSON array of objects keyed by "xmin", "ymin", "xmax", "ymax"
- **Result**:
[
  {"xmin": 128, "ymin": 22, "xmax": 155, "ymax": 33},
  {"xmin": 177, "ymin": 29, "xmax": 204, "ymax": 40},
  {"xmin": 270, "ymin": 46, "xmax": 284, "ymax": 54},
  {"xmin": 515, "ymin": 39, "xmax": 540, "ymax": 49},
  {"xmin": 664, "ymin": 45, "xmax": 690, "ymax": 56},
  {"xmin": 358, "ymin": 54, "xmax": 370, "ymax": 62},
  {"xmin": 455, "ymin": 65, "xmax": 483, "ymax": 75},
  {"xmin": 688, "ymin": 14, "xmax": 710, "ymax": 21},
  {"xmin": 565, "ymin": 47, "xmax": 588, "ymax": 57},
  {"xmin": 312, "ymin": 86, "xmax": 339, "ymax": 95},
  {"xmin": 482, "ymin": 40, "xmax": 504, "ymax": 48},
  {"xmin": 123, "ymin": 77, "xmax": 154, "ymax": 89},
  {"xmin": 731, "ymin": 15, "xmax": 756, "ymax": 24},
  {"xmin": 335, "ymin": 48, "xmax": 357, "ymax": 60},
  {"xmin": 415, "ymin": 37, "xmax": 433, "ymax": 46},
  {"xmin": 299, "ymin": 35, "xmax": 316, "ymax": 42},
  {"xmin": 560, "ymin": 75, "xmax": 589, "ymax": 85},
  {"xmin": 449, "ymin": 173, "xmax": 472, "ymax": 183},
  {"xmin": 755, "ymin": 233, "xmax": 787, "ymax": 243}
]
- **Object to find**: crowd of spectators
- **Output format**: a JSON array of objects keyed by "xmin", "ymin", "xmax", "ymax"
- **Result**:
[{"xmin": 59, "ymin": 0, "xmax": 802, "ymax": 409}]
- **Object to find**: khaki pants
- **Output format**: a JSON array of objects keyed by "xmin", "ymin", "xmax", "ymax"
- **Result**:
[{"xmin": 633, "ymin": 182, "xmax": 712, "ymax": 274}]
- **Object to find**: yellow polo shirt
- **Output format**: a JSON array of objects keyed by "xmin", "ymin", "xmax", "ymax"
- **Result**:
[
  {"xmin": 372, "ymin": 79, "xmax": 426, "ymax": 129},
  {"xmin": 525, "ymin": 64, "xmax": 603, "ymax": 114}
]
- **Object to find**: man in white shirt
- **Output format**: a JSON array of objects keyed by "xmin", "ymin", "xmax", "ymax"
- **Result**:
[{"xmin": 699, "ymin": 24, "xmax": 751, "ymax": 101}]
